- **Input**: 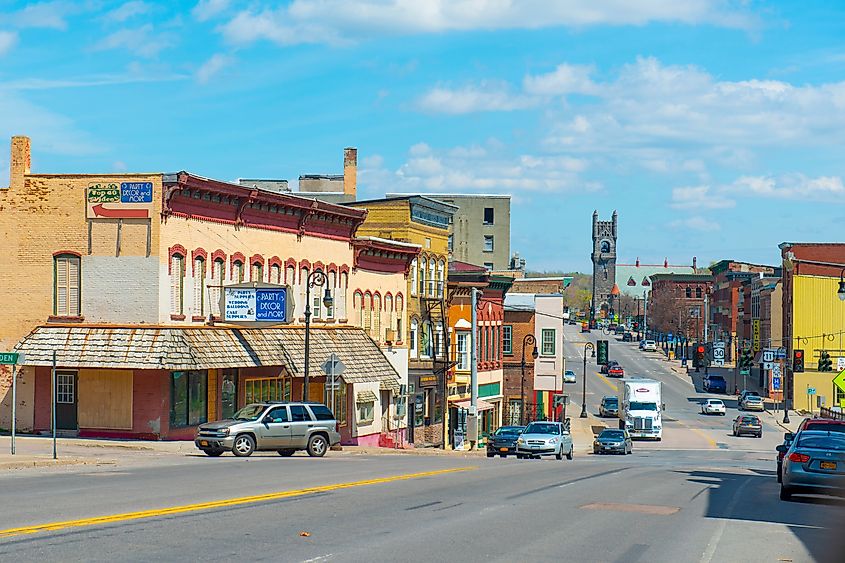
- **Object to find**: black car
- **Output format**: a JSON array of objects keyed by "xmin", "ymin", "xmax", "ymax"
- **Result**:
[
  {"xmin": 486, "ymin": 425, "xmax": 525, "ymax": 458},
  {"xmin": 593, "ymin": 428, "xmax": 633, "ymax": 455},
  {"xmin": 622, "ymin": 332, "xmax": 633, "ymax": 342},
  {"xmin": 600, "ymin": 360, "xmax": 619, "ymax": 374}
]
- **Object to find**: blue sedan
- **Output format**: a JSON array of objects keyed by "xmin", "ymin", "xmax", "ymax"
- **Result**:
[{"xmin": 779, "ymin": 430, "xmax": 845, "ymax": 501}]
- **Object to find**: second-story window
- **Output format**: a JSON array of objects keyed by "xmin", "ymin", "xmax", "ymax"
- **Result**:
[
  {"xmin": 54, "ymin": 254, "xmax": 81, "ymax": 317},
  {"xmin": 410, "ymin": 319, "xmax": 418, "ymax": 358},
  {"xmin": 170, "ymin": 253, "xmax": 185, "ymax": 315},
  {"xmin": 541, "ymin": 328, "xmax": 555, "ymax": 356},
  {"xmin": 428, "ymin": 259, "xmax": 435, "ymax": 296},
  {"xmin": 211, "ymin": 258, "xmax": 224, "ymax": 317},
  {"xmin": 251, "ymin": 262, "xmax": 263, "ymax": 283},
  {"xmin": 233, "ymin": 260, "xmax": 245, "ymax": 283},
  {"xmin": 483, "ymin": 207, "xmax": 494, "ymax": 225},
  {"xmin": 456, "ymin": 332, "xmax": 469, "ymax": 370},
  {"xmin": 419, "ymin": 257, "xmax": 427, "ymax": 295},
  {"xmin": 437, "ymin": 260, "xmax": 445, "ymax": 298},
  {"xmin": 410, "ymin": 259, "xmax": 418, "ymax": 296},
  {"xmin": 686, "ymin": 287, "xmax": 692, "ymax": 298},
  {"xmin": 193, "ymin": 256, "xmax": 206, "ymax": 318},
  {"xmin": 502, "ymin": 325, "xmax": 512, "ymax": 355},
  {"xmin": 484, "ymin": 235, "xmax": 494, "ymax": 252}
]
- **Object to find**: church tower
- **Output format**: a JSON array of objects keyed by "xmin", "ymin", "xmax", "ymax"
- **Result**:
[{"xmin": 591, "ymin": 210, "xmax": 618, "ymax": 320}]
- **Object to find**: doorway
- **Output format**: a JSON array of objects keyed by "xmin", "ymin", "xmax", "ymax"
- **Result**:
[{"xmin": 55, "ymin": 370, "xmax": 78, "ymax": 430}]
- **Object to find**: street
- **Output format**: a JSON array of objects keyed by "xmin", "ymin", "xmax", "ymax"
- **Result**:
[{"xmin": 1, "ymin": 330, "xmax": 842, "ymax": 563}]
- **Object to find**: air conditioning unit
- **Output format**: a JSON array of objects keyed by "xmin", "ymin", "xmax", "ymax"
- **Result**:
[{"xmin": 385, "ymin": 328, "xmax": 396, "ymax": 343}]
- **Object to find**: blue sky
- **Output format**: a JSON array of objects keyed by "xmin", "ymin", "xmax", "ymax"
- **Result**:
[{"xmin": 1, "ymin": 1, "xmax": 844, "ymax": 272}]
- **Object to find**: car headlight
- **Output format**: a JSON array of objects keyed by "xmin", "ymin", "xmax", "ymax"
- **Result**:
[
  {"xmin": 220, "ymin": 427, "xmax": 230, "ymax": 436},
  {"xmin": 548, "ymin": 438, "xmax": 558, "ymax": 444},
  {"xmin": 517, "ymin": 438, "xmax": 524, "ymax": 444}
]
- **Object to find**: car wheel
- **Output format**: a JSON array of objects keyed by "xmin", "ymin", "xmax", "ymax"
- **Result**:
[
  {"xmin": 732, "ymin": 429, "xmax": 737, "ymax": 436},
  {"xmin": 780, "ymin": 485, "xmax": 792, "ymax": 501},
  {"xmin": 277, "ymin": 449, "xmax": 295, "ymax": 457},
  {"xmin": 306, "ymin": 434, "xmax": 329, "ymax": 457},
  {"xmin": 556, "ymin": 449, "xmax": 563, "ymax": 460},
  {"xmin": 757, "ymin": 433, "xmax": 762, "ymax": 438},
  {"xmin": 204, "ymin": 449, "xmax": 224, "ymax": 457},
  {"xmin": 487, "ymin": 452, "xmax": 495, "ymax": 458},
  {"xmin": 566, "ymin": 447, "xmax": 574, "ymax": 460},
  {"xmin": 232, "ymin": 434, "xmax": 255, "ymax": 457},
  {"xmin": 777, "ymin": 466, "xmax": 782, "ymax": 483}
]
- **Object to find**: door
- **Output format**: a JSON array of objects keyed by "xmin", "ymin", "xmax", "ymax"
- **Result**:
[
  {"xmin": 289, "ymin": 404, "xmax": 313, "ymax": 447},
  {"xmin": 221, "ymin": 369, "xmax": 238, "ymax": 419},
  {"xmin": 259, "ymin": 406, "xmax": 291, "ymax": 448},
  {"xmin": 55, "ymin": 370, "xmax": 78, "ymax": 430}
]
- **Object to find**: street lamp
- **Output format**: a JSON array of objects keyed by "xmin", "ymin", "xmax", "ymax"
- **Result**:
[
  {"xmin": 303, "ymin": 270, "xmax": 333, "ymax": 402},
  {"xmin": 838, "ymin": 268, "xmax": 845, "ymax": 301},
  {"xmin": 520, "ymin": 334, "xmax": 538, "ymax": 425},
  {"xmin": 580, "ymin": 342, "xmax": 594, "ymax": 418}
]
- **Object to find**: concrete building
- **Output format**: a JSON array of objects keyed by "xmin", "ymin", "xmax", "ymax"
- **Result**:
[
  {"xmin": 387, "ymin": 193, "xmax": 511, "ymax": 271},
  {"xmin": 0, "ymin": 137, "xmax": 414, "ymax": 445}
]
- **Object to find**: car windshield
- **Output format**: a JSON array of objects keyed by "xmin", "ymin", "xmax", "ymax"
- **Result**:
[
  {"xmin": 629, "ymin": 402, "xmax": 657, "ymax": 411},
  {"xmin": 494, "ymin": 426, "xmax": 524, "ymax": 437},
  {"xmin": 604, "ymin": 398, "xmax": 618, "ymax": 405},
  {"xmin": 709, "ymin": 376, "xmax": 726, "ymax": 382},
  {"xmin": 599, "ymin": 430, "xmax": 625, "ymax": 439},
  {"xmin": 524, "ymin": 423, "xmax": 560, "ymax": 435},
  {"xmin": 565, "ymin": 371, "xmax": 575, "ymax": 375},
  {"xmin": 232, "ymin": 404, "xmax": 266, "ymax": 421},
  {"xmin": 797, "ymin": 433, "xmax": 845, "ymax": 451}
]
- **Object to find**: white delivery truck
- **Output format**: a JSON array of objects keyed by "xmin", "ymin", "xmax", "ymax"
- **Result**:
[{"xmin": 617, "ymin": 378, "xmax": 663, "ymax": 440}]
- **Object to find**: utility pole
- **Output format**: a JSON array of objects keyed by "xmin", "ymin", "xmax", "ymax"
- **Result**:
[
  {"xmin": 468, "ymin": 287, "xmax": 479, "ymax": 450},
  {"xmin": 703, "ymin": 292, "xmax": 709, "ymax": 342}
]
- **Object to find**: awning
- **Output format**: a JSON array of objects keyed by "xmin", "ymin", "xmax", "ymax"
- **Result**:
[
  {"xmin": 13, "ymin": 325, "xmax": 400, "ymax": 392},
  {"xmin": 451, "ymin": 398, "xmax": 495, "ymax": 412},
  {"xmin": 356, "ymin": 390, "xmax": 378, "ymax": 403}
]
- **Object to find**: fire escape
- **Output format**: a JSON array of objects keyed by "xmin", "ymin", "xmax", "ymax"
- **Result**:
[{"xmin": 421, "ymin": 273, "xmax": 453, "ymax": 448}]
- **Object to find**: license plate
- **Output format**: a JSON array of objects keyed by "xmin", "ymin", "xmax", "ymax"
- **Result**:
[
  {"xmin": 500, "ymin": 447, "xmax": 508, "ymax": 452},
  {"xmin": 821, "ymin": 461, "xmax": 837, "ymax": 470},
  {"xmin": 200, "ymin": 440, "xmax": 208, "ymax": 446}
]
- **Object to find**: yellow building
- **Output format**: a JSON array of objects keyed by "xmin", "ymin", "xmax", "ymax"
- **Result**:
[{"xmin": 349, "ymin": 196, "xmax": 457, "ymax": 447}]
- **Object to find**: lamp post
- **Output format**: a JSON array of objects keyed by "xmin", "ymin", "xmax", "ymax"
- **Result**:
[
  {"xmin": 520, "ymin": 334, "xmax": 538, "ymax": 426},
  {"xmin": 303, "ymin": 270, "xmax": 333, "ymax": 402},
  {"xmin": 580, "ymin": 342, "xmax": 594, "ymax": 418},
  {"xmin": 838, "ymin": 268, "xmax": 845, "ymax": 301}
]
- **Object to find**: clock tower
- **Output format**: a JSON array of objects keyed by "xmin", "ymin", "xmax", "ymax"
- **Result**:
[{"xmin": 591, "ymin": 210, "xmax": 618, "ymax": 321}]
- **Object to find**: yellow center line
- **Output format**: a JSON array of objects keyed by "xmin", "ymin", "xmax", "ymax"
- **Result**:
[
  {"xmin": 594, "ymin": 371, "xmax": 618, "ymax": 390},
  {"xmin": 0, "ymin": 466, "xmax": 476, "ymax": 539}
]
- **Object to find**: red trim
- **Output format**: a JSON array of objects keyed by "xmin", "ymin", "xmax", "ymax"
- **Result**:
[
  {"xmin": 191, "ymin": 249, "xmax": 208, "ymax": 275},
  {"xmin": 168, "ymin": 245, "xmax": 187, "ymax": 274},
  {"xmin": 52, "ymin": 250, "xmax": 82, "ymax": 258},
  {"xmin": 339, "ymin": 265, "xmax": 350, "ymax": 275},
  {"xmin": 230, "ymin": 252, "xmax": 246, "ymax": 278},
  {"xmin": 268, "ymin": 256, "xmax": 283, "ymax": 269},
  {"xmin": 284, "ymin": 257, "xmax": 297, "ymax": 269},
  {"xmin": 47, "ymin": 315, "xmax": 84, "ymax": 323},
  {"xmin": 191, "ymin": 248, "xmax": 208, "ymax": 262},
  {"xmin": 191, "ymin": 316, "xmax": 206, "ymax": 322},
  {"xmin": 211, "ymin": 249, "xmax": 226, "ymax": 263},
  {"xmin": 384, "ymin": 292, "xmax": 393, "ymax": 310},
  {"xmin": 372, "ymin": 291, "xmax": 382, "ymax": 309},
  {"xmin": 327, "ymin": 262, "xmax": 338, "ymax": 274},
  {"xmin": 395, "ymin": 293, "xmax": 404, "ymax": 311},
  {"xmin": 299, "ymin": 259, "xmax": 312, "ymax": 271},
  {"xmin": 250, "ymin": 253, "xmax": 265, "ymax": 267},
  {"xmin": 313, "ymin": 261, "xmax": 325, "ymax": 273},
  {"xmin": 170, "ymin": 314, "xmax": 186, "ymax": 321}
]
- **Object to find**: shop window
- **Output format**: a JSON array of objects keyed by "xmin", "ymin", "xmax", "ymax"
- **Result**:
[
  {"xmin": 357, "ymin": 400, "xmax": 375, "ymax": 424},
  {"xmin": 221, "ymin": 369, "xmax": 238, "ymax": 419},
  {"xmin": 541, "ymin": 328, "xmax": 556, "ymax": 356},
  {"xmin": 170, "ymin": 371, "xmax": 208, "ymax": 427},
  {"xmin": 502, "ymin": 325, "xmax": 513, "ymax": 355},
  {"xmin": 244, "ymin": 377, "xmax": 290, "ymax": 404},
  {"xmin": 54, "ymin": 254, "xmax": 80, "ymax": 316},
  {"xmin": 326, "ymin": 383, "xmax": 347, "ymax": 427}
]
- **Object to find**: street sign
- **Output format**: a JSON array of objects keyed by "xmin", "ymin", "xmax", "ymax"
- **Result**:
[
  {"xmin": 776, "ymin": 349, "xmax": 787, "ymax": 360},
  {"xmin": 713, "ymin": 347, "xmax": 725, "ymax": 360},
  {"xmin": 713, "ymin": 359, "xmax": 724, "ymax": 367},
  {"xmin": 773, "ymin": 363, "xmax": 781, "ymax": 377},
  {"xmin": 740, "ymin": 368, "xmax": 751, "ymax": 376},
  {"xmin": 833, "ymin": 369, "xmax": 845, "ymax": 395},
  {"xmin": 839, "ymin": 357, "xmax": 845, "ymax": 371},
  {"xmin": 763, "ymin": 350, "xmax": 774, "ymax": 363},
  {"xmin": 553, "ymin": 394, "xmax": 569, "ymax": 408},
  {"xmin": 0, "ymin": 352, "xmax": 21, "ymax": 365},
  {"xmin": 808, "ymin": 388, "xmax": 817, "ymax": 395},
  {"xmin": 763, "ymin": 361, "xmax": 774, "ymax": 370},
  {"xmin": 772, "ymin": 377, "xmax": 781, "ymax": 390},
  {"xmin": 321, "ymin": 353, "xmax": 346, "ymax": 377}
]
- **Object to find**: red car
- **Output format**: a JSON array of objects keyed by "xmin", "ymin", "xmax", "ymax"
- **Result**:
[
  {"xmin": 608, "ymin": 365, "xmax": 624, "ymax": 377},
  {"xmin": 777, "ymin": 417, "xmax": 845, "ymax": 482}
]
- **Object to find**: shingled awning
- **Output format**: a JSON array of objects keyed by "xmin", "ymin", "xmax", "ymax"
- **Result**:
[{"xmin": 13, "ymin": 325, "xmax": 400, "ymax": 392}]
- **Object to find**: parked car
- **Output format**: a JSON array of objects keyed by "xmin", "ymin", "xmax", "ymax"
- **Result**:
[
  {"xmin": 564, "ymin": 370, "xmax": 576, "ymax": 384},
  {"xmin": 740, "ymin": 395, "xmax": 765, "ymax": 411},
  {"xmin": 599, "ymin": 395, "xmax": 619, "ymax": 418},
  {"xmin": 600, "ymin": 360, "xmax": 619, "ymax": 374},
  {"xmin": 700, "ymin": 399, "xmax": 726, "ymax": 416},
  {"xmin": 779, "ymin": 418, "xmax": 845, "ymax": 482},
  {"xmin": 639, "ymin": 340, "xmax": 646, "ymax": 350},
  {"xmin": 739, "ymin": 390, "xmax": 760, "ymax": 403},
  {"xmin": 702, "ymin": 375, "xmax": 727, "ymax": 393},
  {"xmin": 732, "ymin": 414, "xmax": 763, "ymax": 438},
  {"xmin": 486, "ymin": 425, "xmax": 525, "ymax": 458},
  {"xmin": 195, "ymin": 402, "xmax": 341, "ymax": 458},
  {"xmin": 779, "ymin": 430, "xmax": 845, "ymax": 501},
  {"xmin": 614, "ymin": 326, "xmax": 626, "ymax": 335},
  {"xmin": 581, "ymin": 322, "xmax": 591, "ymax": 333},
  {"xmin": 642, "ymin": 340, "xmax": 657, "ymax": 352},
  {"xmin": 516, "ymin": 421, "xmax": 573, "ymax": 460},
  {"xmin": 608, "ymin": 364, "xmax": 625, "ymax": 377},
  {"xmin": 593, "ymin": 428, "xmax": 633, "ymax": 455},
  {"xmin": 622, "ymin": 332, "xmax": 633, "ymax": 342}
]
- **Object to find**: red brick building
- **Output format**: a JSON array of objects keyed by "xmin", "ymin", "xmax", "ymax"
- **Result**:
[
  {"xmin": 648, "ymin": 273, "xmax": 714, "ymax": 342},
  {"xmin": 502, "ymin": 298, "xmax": 536, "ymax": 425},
  {"xmin": 709, "ymin": 260, "xmax": 777, "ymax": 356}
]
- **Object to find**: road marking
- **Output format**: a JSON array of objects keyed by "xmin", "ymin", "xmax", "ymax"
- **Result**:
[
  {"xmin": 594, "ymin": 371, "xmax": 617, "ymax": 390},
  {"xmin": 580, "ymin": 502, "xmax": 680, "ymax": 515},
  {"xmin": 690, "ymin": 428, "xmax": 718, "ymax": 449},
  {"xmin": 0, "ymin": 466, "xmax": 475, "ymax": 540}
]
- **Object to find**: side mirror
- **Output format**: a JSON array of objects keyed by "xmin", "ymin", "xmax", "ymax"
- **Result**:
[
  {"xmin": 776, "ymin": 445, "xmax": 788, "ymax": 454},
  {"xmin": 784, "ymin": 432, "xmax": 794, "ymax": 441}
]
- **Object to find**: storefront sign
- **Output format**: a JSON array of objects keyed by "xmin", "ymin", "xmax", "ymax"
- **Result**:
[
  {"xmin": 419, "ymin": 374, "xmax": 438, "ymax": 387},
  {"xmin": 86, "ymin": 181, "xmax": 154, "ymax": 219},
  {"xmin": 752, "ymin": 320, "xmax": 761, "ymax": 353},
  {"xmin": 224, "ymin": 286, "xmax": 288, "ymax": 322}
]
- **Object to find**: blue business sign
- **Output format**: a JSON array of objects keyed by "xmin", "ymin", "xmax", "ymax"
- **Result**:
[
  {"xmin": 255, "ymin": 289, "xmax": 287, "ymax": 322},
  {"xmin": 120, "ymin": 182, "xmax": 153, "ymax": 203},
  {"xmin": 773, "ymin": 377, "xmax": 781, "ymax": 390}
]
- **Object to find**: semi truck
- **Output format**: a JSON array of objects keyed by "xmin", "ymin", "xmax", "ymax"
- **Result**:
[{"xmin": 617, "ymin": 378, "xmax": 663, "ymax": 440}]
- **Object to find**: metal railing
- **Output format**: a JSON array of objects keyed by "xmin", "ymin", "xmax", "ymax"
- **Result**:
[{"xmin": 820, "ymin": 406, "xmax": 845, "ymax": 421}]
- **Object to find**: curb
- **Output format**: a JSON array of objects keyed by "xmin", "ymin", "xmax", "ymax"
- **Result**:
[{"xmin": 0, "ymin": 457, "xmax": 97, "ymax": 470}]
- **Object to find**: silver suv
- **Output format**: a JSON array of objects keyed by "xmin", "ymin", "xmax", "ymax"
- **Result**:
[{"xmin": 195, "ymin": 402, "xmax": 341, "ymax": 458}]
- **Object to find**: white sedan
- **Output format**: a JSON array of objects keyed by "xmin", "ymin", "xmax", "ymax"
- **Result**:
[
  {"xmin": 564, "ymin": 370, "xmax": 576, "ymax": 384},
  {"xmin": 700, "ymin": 399, "xmax": 726, "ymax": 416}
]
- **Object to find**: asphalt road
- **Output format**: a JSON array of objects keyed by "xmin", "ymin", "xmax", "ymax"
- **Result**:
[{"xmin": 1, "ymin": 333, "xmax": 843, "ymax": 562}]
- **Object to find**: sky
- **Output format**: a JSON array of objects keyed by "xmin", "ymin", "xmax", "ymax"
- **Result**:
[{"xmin": 1, "ymin": 0, "xmax": 843, "ymax": 272}]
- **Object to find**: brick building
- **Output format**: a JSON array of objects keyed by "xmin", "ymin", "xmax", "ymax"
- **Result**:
[
  {"xmin": 502, "ymin": 296, "xmax": 536, "ymax": 425},
  {"xmin": 1, "ymin": 137, "xmax": 415, "ymax": 445},
  {"xmin": 647, "ymin": 273, "xmax": 714, "ymax": 342}
]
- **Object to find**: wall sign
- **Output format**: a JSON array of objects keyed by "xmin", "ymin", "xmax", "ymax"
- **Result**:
[
  {"xmin": 86, "ymin": 181, "xmax": 154, "ymax": 219},
  {"xmin": 224, "ymin": 286, "xmax": 288, "ymax": 323}
]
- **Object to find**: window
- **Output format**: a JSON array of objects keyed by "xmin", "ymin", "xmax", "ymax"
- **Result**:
[
  {"xmin": 170, "ymin": 254, "xmax": 185, "ymax": 315},
  {"xmin": 266, "ymin": 407, "xmax": 289, "ymax": 423},
  {"xmin": 326, "ymin": 272, "xmax": 336, "ymax": 319},
  {"xmin": 395, "ymin": 295, "xmax": 403, "ymax": 340},
  {"xmin": 483, "ymin": 207, "xmax": 494, "ymax": 225},
  {"xmin": 425, "ymin": 237, "xmax": 431, "ymax": 249},
  {"xmin": 244, "ymin": 377, "xmax": 290, "ymax": 403},
  {"xmin": 325, "ymin": 383, "xmax": 347, "ymax": 426},
  {"xmin": 310, "ymin": 404, "xmax": 335, "ymax": 421},
  {"xmin": 484, "ymin": 262, "xmax": 494, "ymax": 271},
  {"xmin": 410, "ymin": 319, "xmax": 418, "ymax": 358},
  {"xmin": 170, "ymin": 371, "xmax": 208, "ymax": 427},
  {"xmin": 600, "ymin": 240, "xmax": 611, "ymax": 253},
  {"xmin": 447, "ymin": 234, "xmax": 453, "ymax": 252},
  {"xmin": 211, "ymin": 258, "xmax": 224, "ymax": 317},
  {"xmin": 686, "ymin": 287, "xmax": 692, "ymax": 298},
  {"xmin": 54, "ymin": 254, "xmax": 80, "ymax": 316},
  {"xmin": 434, "ymin": 324, "xmax": 443, "ymax": 358},
  {"xmin": 290, "ymin": 404, "xmax": 311, "ymax": 422},
  {"xmin": 56, "ymin": 371, "xmax": 75, "ymax": 403},
  {"xmin": 363, "ymin": 293, "xmax": 372, "ymax": 335},
  {"xmin": 384, "ymin": 294, "xmax": 393, "ymax": 339},
  {"xmin": 233, "ymin": 260, "xmax": 245, "ymax": 283},
  {"xmin": 484, "ymin": 235, "xmax": 494, "ymax": 252},
  {"xmin": 428, "ymin": 259, "xmax": 435, "ymax": 296},
  {"xmin": 410, "ymin": 259, "xmax": 418, "ymax": 296},
  {"xmin": 251, "ymin": 262, "xmax": 263, "ymax": 283},
  {"xmin": 421, "ymin": 321, "xmax": 432, "ymax": 358},
  {"xmin": 696, "ymin": 287, "xmax": 702, "ymax": 299},
  {"xmin": 357, "ymin": 400, "xmax": 375, "ymax": 424},
  {"xmin": 354, "ymin": 292, "xmax": 363, "ymax": 328},
  {"xmin": 286, "ymin": 265, "xmax": 296, "ymax": 286},
  {"xmin": 270, "ymin": 264, "xmax": 281, "ymax": 284},
  {"xmin": 193, "ymin": 257, "xmax": 205, "ymax": 318},
  {"xmin": 437, "ymin": 260, "xmax": 445, "ymax": 298},
  {"xmin": 221, "ymin": 369, "xmax": 238, "ymax": 419},
  {"xmin": 373, "ymin": 294, "xmax": 381, "ymax": 340},
  {"xmin": 541, "ymin": 329, "xmax": 556, "ymax": 356},
  {"xmin": 457, "ymin": 332, "xmax": 469, "ymax": 370},
  {"xmin": 419, "ymin": 257, "xmax": 426, "ymax": 295},
  {"xmin": 503, "ymin": 325, "xmax": 513, "ymax": 355}
]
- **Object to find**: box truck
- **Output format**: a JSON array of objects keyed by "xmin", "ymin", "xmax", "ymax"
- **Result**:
[{"xmin": 617, "ymin": 378, "xmax": 663, "ymax": 440}]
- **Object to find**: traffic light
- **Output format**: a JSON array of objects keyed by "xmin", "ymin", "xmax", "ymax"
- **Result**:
[
  {"xmin": 694, "ymin": 345, "xmax": 706, "ymax": 367},
  {"xmin": 597, "ymin": 340, "xmax": 609, "ymax": 365},
  {"xmin": 819, "ymin": 350, "xmax": 833, "ymax": 372},
  {"xmin": 740, "ymin": 348, "xmax": 754, "ymax": 370},
  {"xmin": 633, "ymin": 321, "xmax": 639, "ymax": 330},
  {"xmin": 793, "ymin": 349, "xmax": 805, "ymax": 373}
]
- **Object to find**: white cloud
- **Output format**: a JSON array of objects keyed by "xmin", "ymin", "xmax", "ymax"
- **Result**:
[
  {"xmin": 0, "ymin": 31, "xmax": 18, "ymax": 56},
  {"xmin": 9, "ymin": 1, "xmax": 74, "ymax": 30},
  {"xmin": 103, "ymin": 1, "xmax": 152, "ymax": 23},
  {"xmin": 416, "ymin": 83, "xmax": 536, "ymax": 114},
  {"xmin": 195, "ymin": 53, "xmax": 233, "ymax": 83},
  {"xmin": 523, "ymin": 63, "xmax": 599, "ymax": 96},
  {"xmin": 93, "ymin": 25, "xmax": 173, "ymax": 57},
  {"xmin": 669, "ymin": 216, "xmax": 721, "ymax": 232},
  {"xmin": 219, "ymin": 1, "xmax": 755, "ymax": 46},
  {"xmin": 192, "ymin": 0, "xmax": 230, "ymax": 22},
  {"xmin": 725, "ymin": 174, "xmax": 845, "ymax": 200},
  {"xmin": 670, "ymin": 185, "xmax": 735, "ymax": 209}
]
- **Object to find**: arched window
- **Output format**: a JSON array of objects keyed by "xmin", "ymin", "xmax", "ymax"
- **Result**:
[
  {"xmin": 211, "ymin": 258, "xmax": 224, "ymax": 317},
  {"xmin": 373, "ymin": 294, "xmax": 381, "ymax": 341},
  {"xmin": 418, "ymin": 257, "xmax": 426, "ymax": 296},
  {"xmin": 170, "ymin": 253, "xmax": 185, "ymax": 315},
  {"xmin": 686, "ymin": 287, "xmax": 692, "ymax": 298},
  {"xmin": 410, "ymin": 318, "xmax": 418, "ymax": 358},
  {"xmin": 54, "ymin": 254, "xmax": 80, "ymax": 317},
  {"xmin": 338, "ymin": 271, "xmax": 349, "ymax": 319},
  {"xmin": 410, "ymin": 259, "xmax": 418, "ymax": 296},
  {"xmin": 286, "ymin": 265, "xmax": 296, "ymax": 285},
  {"xmin": 300, "ymin": 266, "xmax": 309, "ymax": 317},
  {"xmin": 193, "ymin": 256, "xmax": 206, "ymax": 318},
  {"xmin": 363, "ymin": 292, "xmax": 372, "ymax": 335},
  {"xmin": 421, "ymin": 320, "xmax": 432, "ymax": 358},
  {"xmin": 395, "ymin": 294, "xmax": 404, "ymax": 341},
  {"xmin": 428, "ymin": 259, "xmax": 435, "ymax": 296},
  {"xmin": 270, "ymin": 264, "xmax": 281, "ymax": 284},
  {"xmin": 600, "ymin": 240, "xmax": 611, "ymax": 253},
  {"xmin": 437, "ymin": 260, "xmax": 445, "ymax": 298},
  {"xmin": 251, "ymin": 262, "xmax": 263, "ymax": 283},
  {"xmin": 696, "ymin": 286, "xmax": 702, "ymax": 299},
  {"xmin": 233, "ymin": 260, "xmax": 245, "ymax": 283},
  {"xmin": 353, "ymin": 291, "xmax": 364, "ymax": 328},
  {"xmin": 326, "ymin": 271, "xmax": 337, "ymax": 318},
  {"xmin": 384, "ymin": 294, "xmax": 393, "ymax": 340}
]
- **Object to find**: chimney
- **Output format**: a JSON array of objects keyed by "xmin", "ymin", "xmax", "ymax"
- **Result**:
[
  {"xmin": 664, "ymin": 258, "xmax": 668, "ymax": 268},
  {"xmin": 635, "ymin": 257, "xmax": 640, "ymax": 267},
  {"xmin": 692, "ymin": 256, "xmax": 697, "ymax": 270},
  {"xmin": 8, "ymin": 136, "xmax": 31, "ymax": 191},
  {"xmin": 343, "ymin": 147, "xmax": 357, "ymax": 198}
]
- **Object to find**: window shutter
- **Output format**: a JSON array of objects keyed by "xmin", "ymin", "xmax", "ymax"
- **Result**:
[
  {"xmin": 194, "ymin": 258, "xmax": 204, "ymax": 317},
  {"xmin": 56, "ymin": 258, "xmax": 68, "ymax": 316},
  {"xmin": 171, "ymin": 255, "xmax": 183, "ymax": 314},
  {"xmin": 67, "ymin": 257, "xmax": 79, "ymax": 315}
]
